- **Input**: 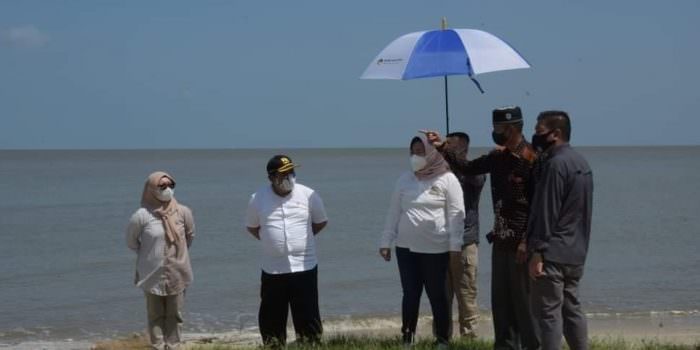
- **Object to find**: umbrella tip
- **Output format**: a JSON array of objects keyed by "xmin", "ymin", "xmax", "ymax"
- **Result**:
[{"xmin": 441, "ymin": 17, "xmax": 447, "ymax": 30}]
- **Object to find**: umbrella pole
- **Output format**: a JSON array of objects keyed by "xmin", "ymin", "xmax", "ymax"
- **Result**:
[{"xmin": 444, "ymin": 75, "xmax": 449, "ymax": 134}]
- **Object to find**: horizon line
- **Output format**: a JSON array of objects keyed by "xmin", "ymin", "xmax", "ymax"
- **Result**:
[{"xmin": 1, "ymin": 144, "xmax": 699, "ymax": 151}]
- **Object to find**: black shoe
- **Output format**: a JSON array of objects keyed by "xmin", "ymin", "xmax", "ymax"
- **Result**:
[{"xmin": 402, "ymin": 332, "xmax": 415, "ymax": 348}]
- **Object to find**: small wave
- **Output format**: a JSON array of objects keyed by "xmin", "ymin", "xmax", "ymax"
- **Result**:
[
  {"xmin": 0, "ymin": 340, "xmax": 93, "ymax": 350},
  {"xmin": 586, "ymin": 309, "xmax": 700, "ymax": 319}
]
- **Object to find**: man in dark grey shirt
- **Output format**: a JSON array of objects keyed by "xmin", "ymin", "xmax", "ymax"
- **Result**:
[
  {"xmin": 444, "ymin": 132, "xmax": 486, "ymax": 338},
  {"xmin": 527, "ymin": 110, "xmax": 593, "ymax": 350}
]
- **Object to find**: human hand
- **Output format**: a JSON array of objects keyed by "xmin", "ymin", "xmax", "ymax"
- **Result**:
[
  {"xmin": 379, "ymin": 248, "xmax": 391, "ymax": 262},
  {"xmin": 528, "ymin": 253, "xmax": 546, "ymax": 280},
  {"xmin": 515, "ymin": 241, "xmax": 528, "ymax": 264},
  {"xmin": 419, "ymin": 130, "xmax": 445, "ymax": 149}
]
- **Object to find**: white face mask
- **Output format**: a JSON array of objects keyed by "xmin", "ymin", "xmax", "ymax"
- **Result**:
[
  {"xmin": 410, "ymin": 155, "xmax": 427, "ymax": 172},
  {"xmin": 277, "ymin": 175, "xmax": 296, "ymax": 192},
  {"xmin": 155, "ymin": 187, "xmax": 174, "ymax": 202}
]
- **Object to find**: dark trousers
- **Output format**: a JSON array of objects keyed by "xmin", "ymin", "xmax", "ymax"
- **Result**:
[
  {"xmin": 530, "ymin": 262, "xmax": 588, "ymax": 350},
  {"xmin": 259, "ymin": 266, "xmax": 322, "ymax": 347},
  {"xmin": 396, "ymin": 247, "xmax": 450, "ymax": 344},
  {"xmin": 491, "ymin": 247, "xmax": 540, "ymax": 350}
]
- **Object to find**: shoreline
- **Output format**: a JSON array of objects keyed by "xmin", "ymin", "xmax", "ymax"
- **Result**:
[
  {"xmin": 10, "ymin": 311, "xmax": 690, "ymax": 349},
  {"xmin": 3, "ymin": 311, "xmax": 699, "ymax": 349},
  {"xmin": 182, "ymin": 312, "xmax": 700, "ymax": 347}
]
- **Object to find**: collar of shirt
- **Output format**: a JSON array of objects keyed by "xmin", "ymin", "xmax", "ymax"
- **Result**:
[{"xmin": 542, "ymin": 143, "xmax": 571, "ymax": 160}]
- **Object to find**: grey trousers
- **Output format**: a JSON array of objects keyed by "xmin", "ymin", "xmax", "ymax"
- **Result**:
[
  {"xmin": 491, "ymin": 247, "xmax": 540, "ymax": 350},
  {"xmin": 530, "ymin": 262, "xmax": 588, "ymax": 350},
  {"xmin": 145, "ymin": 292, "xmax": 184, "ymax": 349}
]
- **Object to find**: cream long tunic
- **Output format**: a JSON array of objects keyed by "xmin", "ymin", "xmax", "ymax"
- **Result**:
[{"xmin": 127, "ymin": 205, "xmax": 195, "ymax": 295}]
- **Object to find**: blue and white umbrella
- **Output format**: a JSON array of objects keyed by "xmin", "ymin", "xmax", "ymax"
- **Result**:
[{"xmin": 361, "ymin": 23, "xmax": 530, "ymax": 133}]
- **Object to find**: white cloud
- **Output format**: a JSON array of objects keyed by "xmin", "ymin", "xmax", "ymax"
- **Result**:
[{"xmin": 1, "ymin": 25, "xmax": 49, "ymax": 48}]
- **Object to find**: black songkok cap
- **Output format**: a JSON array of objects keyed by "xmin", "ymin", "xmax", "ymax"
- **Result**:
[{"xmin": 492, "ymin": 106, "xmax": 523, "ymax": 125}]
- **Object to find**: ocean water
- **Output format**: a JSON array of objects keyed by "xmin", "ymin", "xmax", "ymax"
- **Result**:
[{"xmin": 1, "ymin": 147, "xmax": 699, "ymax": 347}]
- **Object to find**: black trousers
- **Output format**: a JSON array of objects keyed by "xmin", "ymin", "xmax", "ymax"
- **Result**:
[
  {"xmin": 259, "ymin": 266, "xmax": 322, "ymax": 347},
  {"xmin": 530, "ymin": 262, "xmax": 587, "ymax": 350},
  {"xmin": 491, "ymin": 247, "xmax": 540, "ymax": 350},
  {"xmin": 395, "ymin": 247, "xmax": 450, "ymax": 344}
]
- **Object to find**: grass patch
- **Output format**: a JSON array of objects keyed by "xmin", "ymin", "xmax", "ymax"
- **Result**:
[
  {"xmin": 91, "ymin": 333, "xmax": 151, "ymax": 350},
  {"xmin": 587, "ymin": 337, "xmax": 699, "ymax": 350},
  {"xmin": 187, "ymin": 335, "xmax": 492, "ymax": 349},
  {"xmin": 96, "ymin": 334, "xmax": 700, "ymax": 350}
]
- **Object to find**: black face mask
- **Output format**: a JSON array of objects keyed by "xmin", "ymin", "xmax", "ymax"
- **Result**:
[
  {"xmin": 491, "ymin": 131, "xmax": 509, "ymax": 146},
  {"xmin": 531, "ymin": 130, "xmax": 555, "ymax": 152}
]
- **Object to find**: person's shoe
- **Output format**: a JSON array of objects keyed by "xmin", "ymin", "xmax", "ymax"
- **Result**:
[
  {"xmin": 460, "ymin": 330, "xmax": 477, "ymax": 340},
  {"xmin": 402, "ymin": 332, "xmax": 415, "ymax": 349},
  {"xmin": 434, "ymin": 342, "xmax": 449, "ymax": 350}
]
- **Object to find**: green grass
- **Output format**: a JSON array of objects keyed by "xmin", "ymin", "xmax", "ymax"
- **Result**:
[{"xmin": 184, "ymin": 335, "xmax": 700, "ymax": 350}]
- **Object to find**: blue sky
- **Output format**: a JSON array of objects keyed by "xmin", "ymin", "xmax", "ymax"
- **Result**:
[{"xmin": 1, "ymin": 1, "xmax": 698, "ymax": 149}]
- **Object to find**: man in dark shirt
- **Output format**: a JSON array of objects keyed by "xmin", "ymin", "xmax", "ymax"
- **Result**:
[
  {"xmin": 527, "ymin": 111, "xmax": 593, "ymax": 350},
  {"xmin": 427, "ymin": 106, "xmax": 540, "ymax": 350},
  {"xmin": 444, "ymin": 132, "xmax": 486, "ymax": 338}
]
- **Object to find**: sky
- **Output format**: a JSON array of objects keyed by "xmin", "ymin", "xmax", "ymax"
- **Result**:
[{"xmin": 1, "ymin": 1, "xmax": 699, "ymax": 149}]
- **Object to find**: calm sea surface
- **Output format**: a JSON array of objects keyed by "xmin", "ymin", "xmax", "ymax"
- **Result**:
[{"xmin": 1, "ymin": 147, "xmax": 699, "ymax": 346}]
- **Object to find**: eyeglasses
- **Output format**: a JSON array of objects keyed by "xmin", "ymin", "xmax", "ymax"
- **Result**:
[{"xmin": 158, "ymin": 183, "xmax": 175, "ymax": 190}]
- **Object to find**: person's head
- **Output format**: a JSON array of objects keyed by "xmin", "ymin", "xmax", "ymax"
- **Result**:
[
  {"xmin": 409, "ymin": 136, "xmax": 427, "ymax": 171},
  {"xmin": 445, "ymin": 131, "xmax": 470, "ymax": 157},
  {"xmin": 408, "ymin": 134, "xmax": 449, "ymax": 179},
  {"xmin": 492, "ymin": 106, "xmax": 524, "ymax": 146},
  {"xmin": 410, "ymin": 136, "xmax": 425, "ymax": 156},
  {"xmin": 266, "ymin": 155, "xmax": 297, "ymax": 195},
  {"xmin": 141, "ymin": 171, "xmax": 176, "ymax": 209},
  {"xmin": 532, "ymin": 110, "xmax": 571, "ymax": 152}
]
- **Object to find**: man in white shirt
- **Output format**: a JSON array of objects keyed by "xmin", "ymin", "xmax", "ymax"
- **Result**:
[{"xmin": 246, "ymin": 155, "xmax": 328, "ymax": 348}]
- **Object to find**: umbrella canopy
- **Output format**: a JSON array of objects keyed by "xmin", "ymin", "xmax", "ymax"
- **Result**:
[
  {"xmin": 361, "ymin": 28, "xmax": 530, "ymax": 80},
  {"xmin": 361, "ymin": 26, "xmax": 530, "ymax": 133}
]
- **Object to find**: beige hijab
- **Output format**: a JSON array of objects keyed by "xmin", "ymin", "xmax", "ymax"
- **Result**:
[
  {"xmin": 413, "ymin": 134, "xmax": 450, "ymax": 180},
  {"xmin": 141, "ymin": 171, "xmax": 181, "ymax": 245}
]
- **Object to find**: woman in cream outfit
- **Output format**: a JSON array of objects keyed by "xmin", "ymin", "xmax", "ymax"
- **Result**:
[{"xmin": 127, "ymin": 171, "xmax": 195, "ymax": 350}]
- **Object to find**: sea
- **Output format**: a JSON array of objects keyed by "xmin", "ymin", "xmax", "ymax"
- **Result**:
[{"xmin": 1, "ymin": 147, "xmax": 699, "ymax": 348}]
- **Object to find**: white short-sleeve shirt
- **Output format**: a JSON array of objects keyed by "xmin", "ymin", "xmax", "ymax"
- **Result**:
[{"xmin": 246, "ymin": 183, "xmax": 328, "ymax": 274}]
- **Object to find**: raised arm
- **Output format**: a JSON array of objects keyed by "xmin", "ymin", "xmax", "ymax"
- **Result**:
[
  {"xmin": 423, "ymin": 129, "xmax": 493, "ymax": 175},
  {"xmin": 442, "ymin": 149, "xmax": 494, "ymax": 176}
]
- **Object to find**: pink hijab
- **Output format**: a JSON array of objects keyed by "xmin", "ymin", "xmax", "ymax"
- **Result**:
[
  {"xmin": 141, "ymin": 171, "xmax": 181, "ymax": 245},
  {"xmin": 412, "ymin": 134, "xmax": 450, "ymax": 180}
]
